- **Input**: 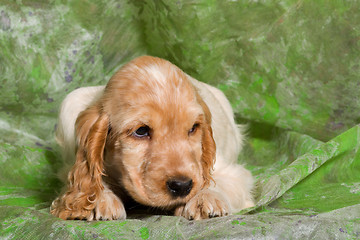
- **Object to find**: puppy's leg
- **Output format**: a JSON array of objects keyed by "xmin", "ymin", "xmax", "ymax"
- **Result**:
[
  {"xmin": 175, "ymin": 161, "xmax": 254, "ymax": 220},
  {"xmin": 174, "ymin": 189, "xmax": 230, "ymax": 220},
  {"xmin": 211, "ymin": 162, "xmax": 255, "ymax": 212},
  {"xmin": 51, "ymin": 181, "xmax": 126, "ymax": 221},
  {"xmin": 93, "ymin": 182, "xmax": 127, "ymax": 221}
]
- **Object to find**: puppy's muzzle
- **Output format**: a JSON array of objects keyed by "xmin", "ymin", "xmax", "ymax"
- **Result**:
[{"xmin": 166, "ymin": 176, "xmax": 193, "ymax": 198}]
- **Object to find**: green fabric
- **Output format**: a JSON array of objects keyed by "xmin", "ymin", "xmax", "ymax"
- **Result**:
[{"xmin": 1, "ymin": 0, "xmax": 359, "ymax": 239}]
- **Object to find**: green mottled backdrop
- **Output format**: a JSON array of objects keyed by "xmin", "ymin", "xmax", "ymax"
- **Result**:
[{"xmin": 0, "ymin": 0, "xmax": 359, "ymax": 239}]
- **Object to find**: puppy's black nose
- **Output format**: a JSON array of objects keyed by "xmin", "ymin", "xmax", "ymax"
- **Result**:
[{"xmin": 166, "ymin": 177, "xmax": 193, "ymax": 197}]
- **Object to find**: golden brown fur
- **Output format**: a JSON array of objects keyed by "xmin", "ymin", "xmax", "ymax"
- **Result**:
[{"xmin": 51, "ymin": 56, "xmax": 254, "ymax": 221}]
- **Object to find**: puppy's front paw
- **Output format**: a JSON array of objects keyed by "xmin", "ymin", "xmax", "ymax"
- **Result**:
[
  {"xmin": 175, "ymin": 189, "xmax": 229, "ymax": 220},
  {"xmin": 51, "ymin": 197, "xmax": 96, "ymax": 221},
  {"xmin": 94, "ymin": 189, "xmax": 126, "ymax": 220},
  {"xmin": 51, "ymin": 189, "xmax": 126, "ymax": 221}
]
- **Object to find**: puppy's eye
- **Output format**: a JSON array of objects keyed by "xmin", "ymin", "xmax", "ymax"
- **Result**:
[
  {"xmin": 133, "ymin": 126, "xmax": 150, "ymax": 138},
  {"xmin": 188, "ymin": 123, "xmax": 199, "ymax": 135}
]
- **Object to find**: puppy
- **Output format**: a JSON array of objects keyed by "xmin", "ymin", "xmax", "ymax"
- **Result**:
[{"xmin": 50, "ymin": 56, "xmax": 254, "ymax": 221}]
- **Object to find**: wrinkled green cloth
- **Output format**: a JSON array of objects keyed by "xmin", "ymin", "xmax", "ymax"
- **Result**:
[{"xmin": 1, "ymin": 1, "xmax": 359, "ymax": 239}]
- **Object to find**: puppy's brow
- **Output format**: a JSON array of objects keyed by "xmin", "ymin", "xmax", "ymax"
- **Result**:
[{"xmin": 123, "ymin": 122, "xmax": 150, "ymax": 135}]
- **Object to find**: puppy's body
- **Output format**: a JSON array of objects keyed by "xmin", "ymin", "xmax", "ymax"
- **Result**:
[{"xmin": 51, "ymin": 56, "xmax": 254, "ymax": 220}]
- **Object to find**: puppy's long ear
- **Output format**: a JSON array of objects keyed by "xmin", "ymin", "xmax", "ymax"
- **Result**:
[
  {"xmin": 75, "ymin": 104, "xmax": 108, "ymax": 191},
  {"xmin": 196, "ymin": 93, "xmax": 216, "ymax": 188},
  {"xmin": 51, "ymin": 104, "xmax": 109, "ymax": 220}
]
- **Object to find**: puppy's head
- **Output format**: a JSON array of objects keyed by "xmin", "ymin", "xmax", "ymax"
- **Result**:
[{"xmin": 78, "ymin": 56, "xmax": 216, "ymax": 209}]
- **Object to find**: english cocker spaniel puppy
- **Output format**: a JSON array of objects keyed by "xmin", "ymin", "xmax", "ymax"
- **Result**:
[{"xmin": 50, "ymin": 56, "xmax": 254, "ymax": 221}]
